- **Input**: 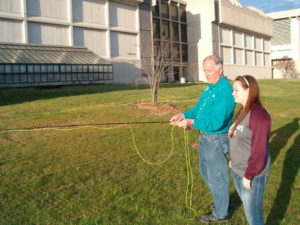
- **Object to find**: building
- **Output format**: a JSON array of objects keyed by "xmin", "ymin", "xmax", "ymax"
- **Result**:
[
  {"xmin": 186, "ymin": 0, "xmax": 273, "ymax": 81},
  {"xmin": 268, "ymin": 9, "xmax": 300, "ymax": 78},
  {"xmin": 0, "ymin": 0, "xmax": 142, "ymax": 87},
  {"xmin": 143, "ymin": 0, "xmax": 273, "ymax": 82},
  {"xmin": 0, "ymin": 0, "xmax": 273, "ymax": 88}
]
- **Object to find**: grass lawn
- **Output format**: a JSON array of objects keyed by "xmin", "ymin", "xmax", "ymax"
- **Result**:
[{"xmin": 0, "ymin": 80, "xmax": 299, "ymax": 225}]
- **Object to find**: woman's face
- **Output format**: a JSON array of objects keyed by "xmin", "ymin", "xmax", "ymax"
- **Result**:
[{"xmin": 232, "ymin": 81, "xmax": 249, "ymax": 106}]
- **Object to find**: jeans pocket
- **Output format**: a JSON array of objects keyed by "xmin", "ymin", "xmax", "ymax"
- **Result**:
[{"xmin": 222, "ymin": 138, "xmax": 229, "ymax": 154}]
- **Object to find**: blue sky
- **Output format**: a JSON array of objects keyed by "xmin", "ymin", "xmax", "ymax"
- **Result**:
[{"xmin": 238, "ymin": 0, "xmax": 300, "ymax": 13}]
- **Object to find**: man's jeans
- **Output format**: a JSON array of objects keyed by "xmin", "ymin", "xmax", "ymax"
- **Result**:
[
  {"xmin": 231, "ymin": 170, "xmax": 268, "ymax": 225},
  {"xmin": 199, "ymin": 133, "xmax": 229, "ymax": 219}
]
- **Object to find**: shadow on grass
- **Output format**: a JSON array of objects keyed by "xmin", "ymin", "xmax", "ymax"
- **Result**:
[
  {"xmin": 266, "ymin": 118, "xmax": 299, "ymax": 225},
  {"xmin": 0, "ymin": 83, "xmax": 202, "ymax": 106}
]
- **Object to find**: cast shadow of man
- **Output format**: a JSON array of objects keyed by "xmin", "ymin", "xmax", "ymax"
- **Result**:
[{"xmin": 266, "ymin": 117, "xmax": 299, "ymax": 225}]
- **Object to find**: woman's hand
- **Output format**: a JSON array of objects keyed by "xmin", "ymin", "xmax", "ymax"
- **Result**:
[{"xmin": 243, "ymin": 177, "xmax": 251, "ymax": 190}]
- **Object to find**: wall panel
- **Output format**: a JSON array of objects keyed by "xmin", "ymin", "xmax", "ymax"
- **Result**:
[
  {"xmin": 109, "ymin": 1, "xmax": 137, "ymax": 29},
  {"xmin": 73, "ymin": 0, "xmax": 106, "ymax": 25},
  {"xmin": 28, "ymin": 22, "xmax": 68, "ymax": 45},
  {"xmin": 110, "ymin": 31, "xmax": 137, "ymax": 58},
  {"xmin": 73, "ymin": 27, "xmax": 107, "ymax": 57},
  {"xmin": 0, "ymin": 0, "xmax": 21, "ymax": 14},
  {"xmin": 0, "ymin": 19, "xmax": 23, "ymax": 42}
]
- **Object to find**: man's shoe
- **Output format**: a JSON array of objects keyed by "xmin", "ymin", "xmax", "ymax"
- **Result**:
[{"xmin": 198, "ymin": 214, "xmax": 228, "ymax": 224}]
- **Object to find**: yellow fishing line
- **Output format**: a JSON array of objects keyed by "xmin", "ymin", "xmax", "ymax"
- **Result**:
[{"xmin": 0, "ymin": 123, "xmax": 196, "ymax": 219}]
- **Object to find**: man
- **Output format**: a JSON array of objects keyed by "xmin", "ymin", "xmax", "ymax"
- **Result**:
[{"xmin": 170, "ymin": 55, "xmax": 235, "ymax": 223}]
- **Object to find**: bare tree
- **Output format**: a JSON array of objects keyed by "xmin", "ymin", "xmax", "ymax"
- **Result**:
[
  {"xmin": 188, "ymin": 63, "xmax": 199, "ymax": 81},
  {"xmin": 273, "ymin": 59, "xmax": 299, "ymax": 79},
  {"xmin": 141, "ymin": 41, "xmax": 171, "ymax": 104}
]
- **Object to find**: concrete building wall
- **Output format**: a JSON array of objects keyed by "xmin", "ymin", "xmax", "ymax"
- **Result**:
[
  {"xmin": 187, "ymin": 0, "xmax": 272, "ymax": 82},
  {"xmin": 0, "ymin": 0, "xmax": 143, "ymax": 84},
  {"xmin": 0, "ymin": 0, "xmax": 277, "ymax": 86},
  {"xmin": 187, "ymin": 0, "xmax": 215, "ymax": 81},
  {"xmin": 0, "ymin": 19, "xmax": 23, "ymax": 43},
  {"xmin": 268, "ymin": 9, "xmax": 300, "ymax": 78}
]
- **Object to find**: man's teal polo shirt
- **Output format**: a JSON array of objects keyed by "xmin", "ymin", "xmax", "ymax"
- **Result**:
[{"xmin": 183, "ymin": 76, "xmax": 235, "ymax": 134}]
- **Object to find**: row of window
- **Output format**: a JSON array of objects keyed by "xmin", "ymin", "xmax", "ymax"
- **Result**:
[
  {"xmin": 0, "ymin": 73, "xmax": 113, "ymax": 84},
  {"xmin": 220, "ymin": 27, "xmax": 270, "ymax": 52},
  {"xmin": 152, "ymin": 1, "xmax": 188, "ymax": 65},
  {"xmin": 153, "ymin": 19, "xmax": 187, "ymax": 42},
  {"xmin": 221, "ymin": 46, "xmax": 271, "ymax": 66},
  {"xmin": 152, "ymin": 0, "xmax": 187, "ymax": 22},
  {"xmin": 153, "ymin": 41, "xmax": 188, "ymax": 62},
  {"xmin": 0, "ymin": 64, "xmax": 112, "ymax": 74}
]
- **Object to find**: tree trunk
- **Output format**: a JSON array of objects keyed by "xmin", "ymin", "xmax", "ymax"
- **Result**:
[{"xmin": 152, "ymin": 87, "xmax": 158, "ymax": 104}]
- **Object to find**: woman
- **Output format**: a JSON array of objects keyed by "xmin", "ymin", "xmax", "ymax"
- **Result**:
[{"xmin": 228, "ymin": 75, "xmax": 271, "ymax": 225}]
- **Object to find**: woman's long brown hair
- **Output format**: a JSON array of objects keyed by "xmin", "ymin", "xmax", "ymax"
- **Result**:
[{"xmin": 228, "ymin": 75, "xmax": 261, "ymax": 138}]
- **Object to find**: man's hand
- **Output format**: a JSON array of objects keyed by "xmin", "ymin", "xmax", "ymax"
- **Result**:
[
  {"xmin": 243, "ymin": 177, "xmax": 251, "ymax": 190},
  {"xmin": 170, "ymin": 113, "xmax": 184, "ymax": 125},
  {"xmin": 176, "ymin": 119, "xmax": 194, "ymax": 130}
]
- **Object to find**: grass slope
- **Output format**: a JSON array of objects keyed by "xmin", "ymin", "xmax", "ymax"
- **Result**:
[{"xmin": 0, "ymin": 80, "xmax": 299, "ymax": 225}]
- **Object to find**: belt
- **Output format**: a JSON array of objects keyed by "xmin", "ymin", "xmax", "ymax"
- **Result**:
[{"xmin": 198, "ymin": 131, "xmax": 228, "ymax": 135}]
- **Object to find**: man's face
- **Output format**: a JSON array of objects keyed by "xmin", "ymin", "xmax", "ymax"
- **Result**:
[{"xmin": 203, "ymin": 60, "xmax": 222, "ymax": 85}]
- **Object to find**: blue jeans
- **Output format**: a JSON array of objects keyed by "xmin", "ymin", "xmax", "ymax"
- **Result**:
[
  {"xmin": 231, "ymin": 170, "xmax": 268, "ymax": 225},
  {"xmin": 199, "ymin": 133, "xmax": 229, "ymax": 219}
]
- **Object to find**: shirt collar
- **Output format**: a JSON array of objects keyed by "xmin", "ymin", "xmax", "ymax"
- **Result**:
[{"xmin": 208, "ymin": 76, "xmax": 225, "ymax": 88}]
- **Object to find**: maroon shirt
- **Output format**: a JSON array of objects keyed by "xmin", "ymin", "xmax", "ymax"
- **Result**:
[{"xmin": 229, "ymin": 104, "xmax": 271, "ymax": 180}]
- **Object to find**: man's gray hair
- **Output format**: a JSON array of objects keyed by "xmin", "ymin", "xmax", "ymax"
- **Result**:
[{"xmin": 202, "ymin": 55, "xmax": 223, "ymax": 67}]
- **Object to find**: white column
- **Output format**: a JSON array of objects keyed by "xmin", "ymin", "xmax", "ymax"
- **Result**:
[
  {"xmin": 136, "ymin": 4, "xmax": 140, "ymax": 59},
  {"xmin": 67, "ymin": 0, "xmax": 74, "ymax": 46},
  {"xmin": 21, "ymin": 0, "xmax": 28, "ymax": 43},
  {"xmin": 291, "ymin": 17, "xmax": 300, "ymax": 61},
  {"xmin": 106, "ymin": 0, "xmax": 111, "ymax": 59}
]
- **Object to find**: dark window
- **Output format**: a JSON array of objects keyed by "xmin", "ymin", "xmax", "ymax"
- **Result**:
[
  {"xmin": 172, "ymin": 22, "xmax": 179, "ymax": 41},
  {"xmin": 172, "ymin": 43, "xmax": 180, "ymax": 62},
  {"xmin": 13, "ymin": 65, "xmax": 19, "ymax": 73},
  {"xmin": 41, "ymin": 65, "xmax": 47, "ymax": 73},
  {"xmin": 153, "ymin": 18, "xmax": 160, "ymax": 39},
  {"xmin": 0, "ymin": 64, "xmax": 4, "ymax": 73},
  {"xmin": 162, "ymin": 20, "xmax": 170, "ymax": 40},
  {"xmin": 182, "ymin": 44, "xmax": 188, "ymax": 62},
  {"xmin": 153, "ymin": 41, "xmax": 161, "ymax": 56},
  {"xmin": 180, "ymin": 4, "xmax": 186, "ymax": 22},
  {"xmin": 34, "ymin": 65, "xmax": 40, "ymax": 73},
  {"xmin": 173, "ymin": 66, "xmax": 179, "ymax": 81},
  {"xmin": 161, "ymin": 0, "xmax": 169, "ymax": 19},
  {"xmin": 171, "ymin": 2, "xmax": 178, "ymax": 21},
  {"xmin": 152, "ymin": 2, "xmax": 159, "ymax": 17},
  {"xmin": 20, "ymin": 65, "xmax": 26, "ymax": 73},
  {"xmin": 48, "ymin": 65, "xmax": 54, "ymax": 73},
  {"xmin": 181, "ymin": 24, "xmax": 187, "ymax": 42}
]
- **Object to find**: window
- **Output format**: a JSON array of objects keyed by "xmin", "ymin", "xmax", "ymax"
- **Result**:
[
  {"xmin": 245, "ymin": 50, "xmax": 254, "ymax": 65},
  {"xmin": 182, "ymin": 44, "xmax": 188, "ymax": 62},
  {"xmin": 181, "ymin": 24, "xmax": 187, "ymax": 42},
  {"xmin": 172, "ymin": 22, "xmax": 179, "ymax": 41},
  {"xmin": 179, "ymin": 4, "xmax": 186, "ymax": 22},
  {"xmin": 162, "ymin": 20, "xmax": 170, "ymax": 40},
  {"xmin": 233, "ymin": 31, "xmax": 243, "ymax": 47},
  {"xmin": 172, "ymin": 43, "xmax": 180, "ymax": 62},
  {"xmin": 234, "ymin": 49, "xmax": 243, "ymax": 65},
  {"xmin": 173, "ymin": 66, "xmax": 179, "ymax": 81},
  {"xmin": 171, "ymin": 2, "xmax": 178, "ymax": 21},
  {"xmin": 221, "ymin": 47, "xmax": 232, "ymax": 64},
  {"xmin": 152, "ymin": 2, "xmax": 159, "ymax": 17},
  {"xmin": 161, "ymin": 0, "xmax": 169, "ymax": 19},
  {"xmin": 153, "ymin": 18, "xmax": 160, "ymax": 39}
]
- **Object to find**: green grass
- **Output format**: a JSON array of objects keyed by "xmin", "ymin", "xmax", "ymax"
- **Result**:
[{"xmin": 0, "ymin": 80, "xmax": 299, "ymax": 225}]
